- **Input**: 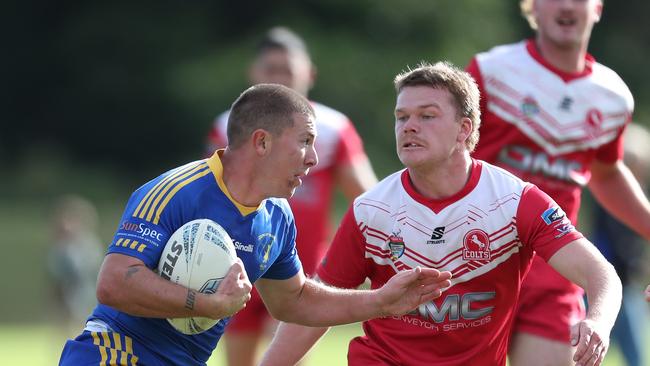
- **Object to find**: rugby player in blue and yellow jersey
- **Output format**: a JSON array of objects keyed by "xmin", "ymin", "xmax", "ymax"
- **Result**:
[{"xmin": 58, "ymin": 84, "xmax": 453, "ymax": 366}]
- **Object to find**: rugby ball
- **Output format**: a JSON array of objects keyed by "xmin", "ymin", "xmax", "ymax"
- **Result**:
[{"xmin": 157, "ymin": 218, "xmax": 237, "ymax": 334}]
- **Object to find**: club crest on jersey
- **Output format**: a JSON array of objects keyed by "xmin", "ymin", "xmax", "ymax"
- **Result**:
[
  {"xmin": 462, "ymin": 229, "xmax": 491, "ymax": 261},
  {"xmin": 257, "ymin": 233, "xmax": 275, "ymax": 271},
  {"xmin": 586, "ymin": 108, "xmax": 604, "ymax": 128},
  {"xmin": 388, "ymin": 230, "xmax": 405, "ymax": 261},
  {"xmin": 521, "ymin": 96, "xmax": 540, "ymax": 117},
  {"xmin": 541, "ymin": 207, "xmax": 566, "ymax": 225}
]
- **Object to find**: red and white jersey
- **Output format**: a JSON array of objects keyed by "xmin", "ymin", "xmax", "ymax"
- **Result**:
[
  {"xmin": 207, "ymin": 101, "xmax": 368, "ymax": 274},
  {"xmin": 467, "ymin": 39, "xmax": 633, "ymax": 293},
  {"xmin": 317, "ymin": 160, "xmax": 583, "ymax": 366}
]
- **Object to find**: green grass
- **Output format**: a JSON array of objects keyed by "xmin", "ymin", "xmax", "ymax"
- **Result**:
[
  {"xmin": 0, "ymin": 323, "xmax": 362, "ymax": 366},
  {"xmin": 0, "ymin": 323, "xmax": 631, "ymax": 366}
]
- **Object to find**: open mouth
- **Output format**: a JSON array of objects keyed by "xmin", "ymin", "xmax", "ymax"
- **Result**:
[
  {"xmin": 402, "ymin": 142, "xmax": 423, "ymax": 148},
  {"xmin": 556, "ymin": 17, "xmax": 576, "ymax": 27}
]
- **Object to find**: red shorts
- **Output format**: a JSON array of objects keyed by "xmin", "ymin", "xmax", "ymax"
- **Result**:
[
  {"xmin": 226, "ymin": 287, "xmax": 271, "ymax": 333},
  {"xmin": 513, "ymin": 285, "xmax": 586, "ymax": 343},
  {"xmin": 348, "ymin": 336, "xmax": 398, "ymax": 365}
]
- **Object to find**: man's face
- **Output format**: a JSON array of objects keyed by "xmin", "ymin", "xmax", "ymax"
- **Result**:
[
  {"xmin": 249, "ymin": 49, "xmax": 314, "ymax": 96},
  {"xmin": 395, "ymin": 86, "xmax": 467, "ymax": 170},
  {"xmin": 533, "ymin": 0, "xmax": 602, "ymax": 48},
  {"xmin": 264, "ymin": 113, "xmax": 318, "ymax": 198}
]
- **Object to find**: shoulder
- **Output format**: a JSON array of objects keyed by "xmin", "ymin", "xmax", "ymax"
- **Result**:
[
  {"xmin": 475, "ymin": 160, "xmax": 529, "ymax": 196},
  {"xmin": 475, "ymin": 40, "xmax": 527, "ymax": 65},
  {"xmin": 264, "ymin": 198, "xmax": 295, "ymax": 222},
  {"xmin": 351, "ymin": 170, "xmax": 404, "ymax": 216},
  {"xmin": 590, "ymin": 62, "xmax": 634, "ymax": 109},
  {"xmin": 312, "ymin": 101, "xmax": 353, "ymax": 132},
  {"xmin": 133, "ymin": 160, "xmax": 214, "ymax": 219}
]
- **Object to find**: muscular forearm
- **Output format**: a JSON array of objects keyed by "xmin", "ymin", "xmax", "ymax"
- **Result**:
[
  {"xmin": 589, "ymin": 161, "xmax": 650, "ymax": 240},
  {"xmin": 260, "ymin": 322, "xmax": 330, "ymax": 366},
  {"xmin": 259, "ymin": 267, "xmax": 450, "ymax": 327},
  {"xmin": 549, "ymin": 241, "xmax": 622, "ymax": 330},
  {"xmin": 276, "ymin": 279, "xmax": 382, "ymax": 326},
  {"xmin": 581, "ymin": 260, "xmax": 622, "ymax": 328},
  {"xmin": 96, "ymin": 255, "xmax": 220, "ymax": 319}
]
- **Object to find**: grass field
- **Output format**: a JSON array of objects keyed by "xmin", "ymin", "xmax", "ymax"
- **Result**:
[
  {"xmin": 0, "ymin": 323, "xmax": 363, "ymax": 366},
  {"xmin": 0, "ymin": 322, "xmax": 632, "ymax": 366}
]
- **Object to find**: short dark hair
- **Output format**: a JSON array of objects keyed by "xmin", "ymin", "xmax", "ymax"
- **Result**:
[
  {"xmin": 256, "ymin": 26, "xmax": 311, "ymax": 60},
  {"xmin": 227, "ymin": 84, "xmax": 315, "ymax": 148},
  {"xmin": 394, "ymin": 61, "xmax": 481, "ymax": 152}
]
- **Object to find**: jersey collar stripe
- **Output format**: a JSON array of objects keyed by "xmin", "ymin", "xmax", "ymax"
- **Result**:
[{"xmin": 207, "ymin": 150, "xmax": 260, "ymax": 216}]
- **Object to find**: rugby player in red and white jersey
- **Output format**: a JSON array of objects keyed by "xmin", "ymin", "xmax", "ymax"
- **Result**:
[
  {"xmin": 466, "ymin": 1, "xmax": 650, "ymax": 365},
  {"xmin": 206, "ymin": 27, "xmax": 377, "ymax": 366},
  {"xmin": 259, "ymin": 61, "xmax": 621, "ymax": 366}
]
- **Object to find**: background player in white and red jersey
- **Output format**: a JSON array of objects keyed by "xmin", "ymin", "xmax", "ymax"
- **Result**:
[
  {"xmin": 259, "ymin": 61, "xmax": 621, "ymax": 366},
  {"xmin": 206, "ymin": 26, "xmax": 377, "ymax": 366},
  {"xmin": 466, "ymin": 0, "xmax": 650, "ymax": 364}
]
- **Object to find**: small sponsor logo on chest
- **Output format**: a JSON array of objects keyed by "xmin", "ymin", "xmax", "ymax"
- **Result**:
[{"xmin": 427, "ymin": 226, "xmax": 446, "ymax": 245}]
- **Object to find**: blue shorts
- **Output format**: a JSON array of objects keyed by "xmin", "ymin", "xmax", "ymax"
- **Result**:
[{"xmin": 59, "ymin": 330, "xmax": 162, "ymax": 366}]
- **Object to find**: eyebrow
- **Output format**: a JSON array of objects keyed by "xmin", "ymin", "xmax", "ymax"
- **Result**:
[{"xmin": 395, "ymin": 103, "xmax": 442, "ymax": 113}]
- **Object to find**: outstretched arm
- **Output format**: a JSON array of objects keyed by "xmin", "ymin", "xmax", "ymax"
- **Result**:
[
  {"xmin": 548, "ymin": 238, "xmax": 622, "ymax": 366},
  {"xmin": 96, "ymin": 253, "xmax": 252, "ymax": 320},
  {"xmin": 256, "ymin": 267, "xmax": 451, "ymax": 327},
  {"xmin": 259, "ymin": 323, "xmax": 330, "ymax": 366}
]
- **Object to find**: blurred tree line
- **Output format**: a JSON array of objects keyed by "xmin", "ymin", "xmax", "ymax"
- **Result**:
[{"xmin": 2, "ymin": 0, "xmax": 648, "ymax": 188}]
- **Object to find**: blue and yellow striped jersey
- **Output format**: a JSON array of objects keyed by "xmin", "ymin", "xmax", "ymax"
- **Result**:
[{"xmin": 89, "ymin": 151, "xmax": 302, "ymax": 366}]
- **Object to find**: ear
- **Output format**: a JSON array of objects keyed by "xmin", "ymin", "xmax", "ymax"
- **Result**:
[
  {"xmin": 252, "ymin": 129, "xmax": 272, "ymax": 156},
  {"xmin": 457, "ymin": 117, "xmax": 473, "ymax": 147},
  {"xmin": 594, "ymin": 0, "xmax": 603, "ymax": 23}
]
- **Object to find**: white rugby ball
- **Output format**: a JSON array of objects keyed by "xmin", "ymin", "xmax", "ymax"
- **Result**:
[{"xmin": 157, "ymin": 218, "xmax": 237, "ymax": 334}]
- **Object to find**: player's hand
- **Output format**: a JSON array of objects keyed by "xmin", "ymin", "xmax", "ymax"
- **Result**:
[
  {"xmin": 208, "ymin": 259, "xmax": 252, "ymax": 319},
  {"xmin": 570, "ymin": 319, "xmax": 610, "ymax": 366},
  {"xmin": 376, "ymin": 267, "xmax": 452, "ymax": 316},
  {"xmin": 645, "ymin": 284, "xmax": 650, "ymax": 302}
]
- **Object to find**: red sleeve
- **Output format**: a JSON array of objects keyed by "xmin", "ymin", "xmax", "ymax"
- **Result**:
[
  {"xmin": 595, "ymin": 120, "xmax": 629, "ymax": 163},
  {"xmin": 316, "ymin": 204, "xmax": 369, "ymax": 288},
  {"xmin": 334, "ymin": 120, "xmax": 368, "ymax": 166},
  {"xmin": 516, "ymin": 184, "xmax": 584, "ymax": 261}
]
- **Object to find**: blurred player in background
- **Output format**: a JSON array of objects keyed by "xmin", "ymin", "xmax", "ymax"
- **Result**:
[
  {"xmin": 207, "ymin": 26, "xmax": 377, "ymax": 366},
  {"xmin": 260, "ymin": 61, "xmax": 621, "ymax": 366},
  {"xmin": 47, "ymin": 194, "xmax": 103, "ymax": 335},
  {"xmin": 466, "ymin": 0, "xmax": 650, "ymax": 364},
  {"xmin": 590, "ymin": 123, "xmax": 650, "ymax": 366}
]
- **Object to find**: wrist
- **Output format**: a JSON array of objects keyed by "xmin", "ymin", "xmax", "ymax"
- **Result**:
[
  {"xmin": 369, "ymin": 288, "xmax": 388, "ymax": 317},
  {"xmin": 193, "ymin": 291, "xmax": 220, "ymax": 319}
]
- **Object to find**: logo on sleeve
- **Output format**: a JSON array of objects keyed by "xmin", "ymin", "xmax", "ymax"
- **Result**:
[
  {"xmin": 541, "ymin": 207, "xmax": 566, "ymax": 225},
  {"xmin": 257, "ymin": 233, "xmax": 276, "ymax": 271},
  {"xmin": 388, "ymin": 230, "xmax": 405, "ymax": 261},
  {"xmin": 462, "ymin": 229, "xmax": 491, "ymax": 261},
  {"xmin": 427, "ymin": 226, "xmax": 446, "ymax": 245}
]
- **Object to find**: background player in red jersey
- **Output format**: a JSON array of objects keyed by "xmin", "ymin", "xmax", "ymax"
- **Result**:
[
  {"xmin": 206, "ymin": 26, "xmax": 378, "ymax": 366},
  {"xmin": 466, "ymin": 0, "xmax": 650, "ymax": 365},
  {"xmin": 259, "ymin": 61, "xmax": 621, "ymax": 366}
]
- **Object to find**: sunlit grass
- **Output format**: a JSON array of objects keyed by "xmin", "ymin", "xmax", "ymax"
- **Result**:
[{"xmin": 0, "ymin": 323, "xmax": 629, "ymax": 366}]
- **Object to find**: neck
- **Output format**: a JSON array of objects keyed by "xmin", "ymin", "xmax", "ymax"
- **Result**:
[
  {"xmin": 535, "ymin": 35, "xmax": 589, "ymax": 73},
  {"xmin": 407, "ymin": 152, "xmax": 472, "ymax": 200},
  {"xmin": 220, "ymin": 148, "xmax": 264, "ymax": 207}
]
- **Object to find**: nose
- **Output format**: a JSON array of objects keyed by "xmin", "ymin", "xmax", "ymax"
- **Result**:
[
  {"xmin": 306, "ymin": 144, "xmax": 318, "ymax": 168},
  {"xmin": 401, "ymin": 116, "xmax": 419, "ymax": 133}
]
